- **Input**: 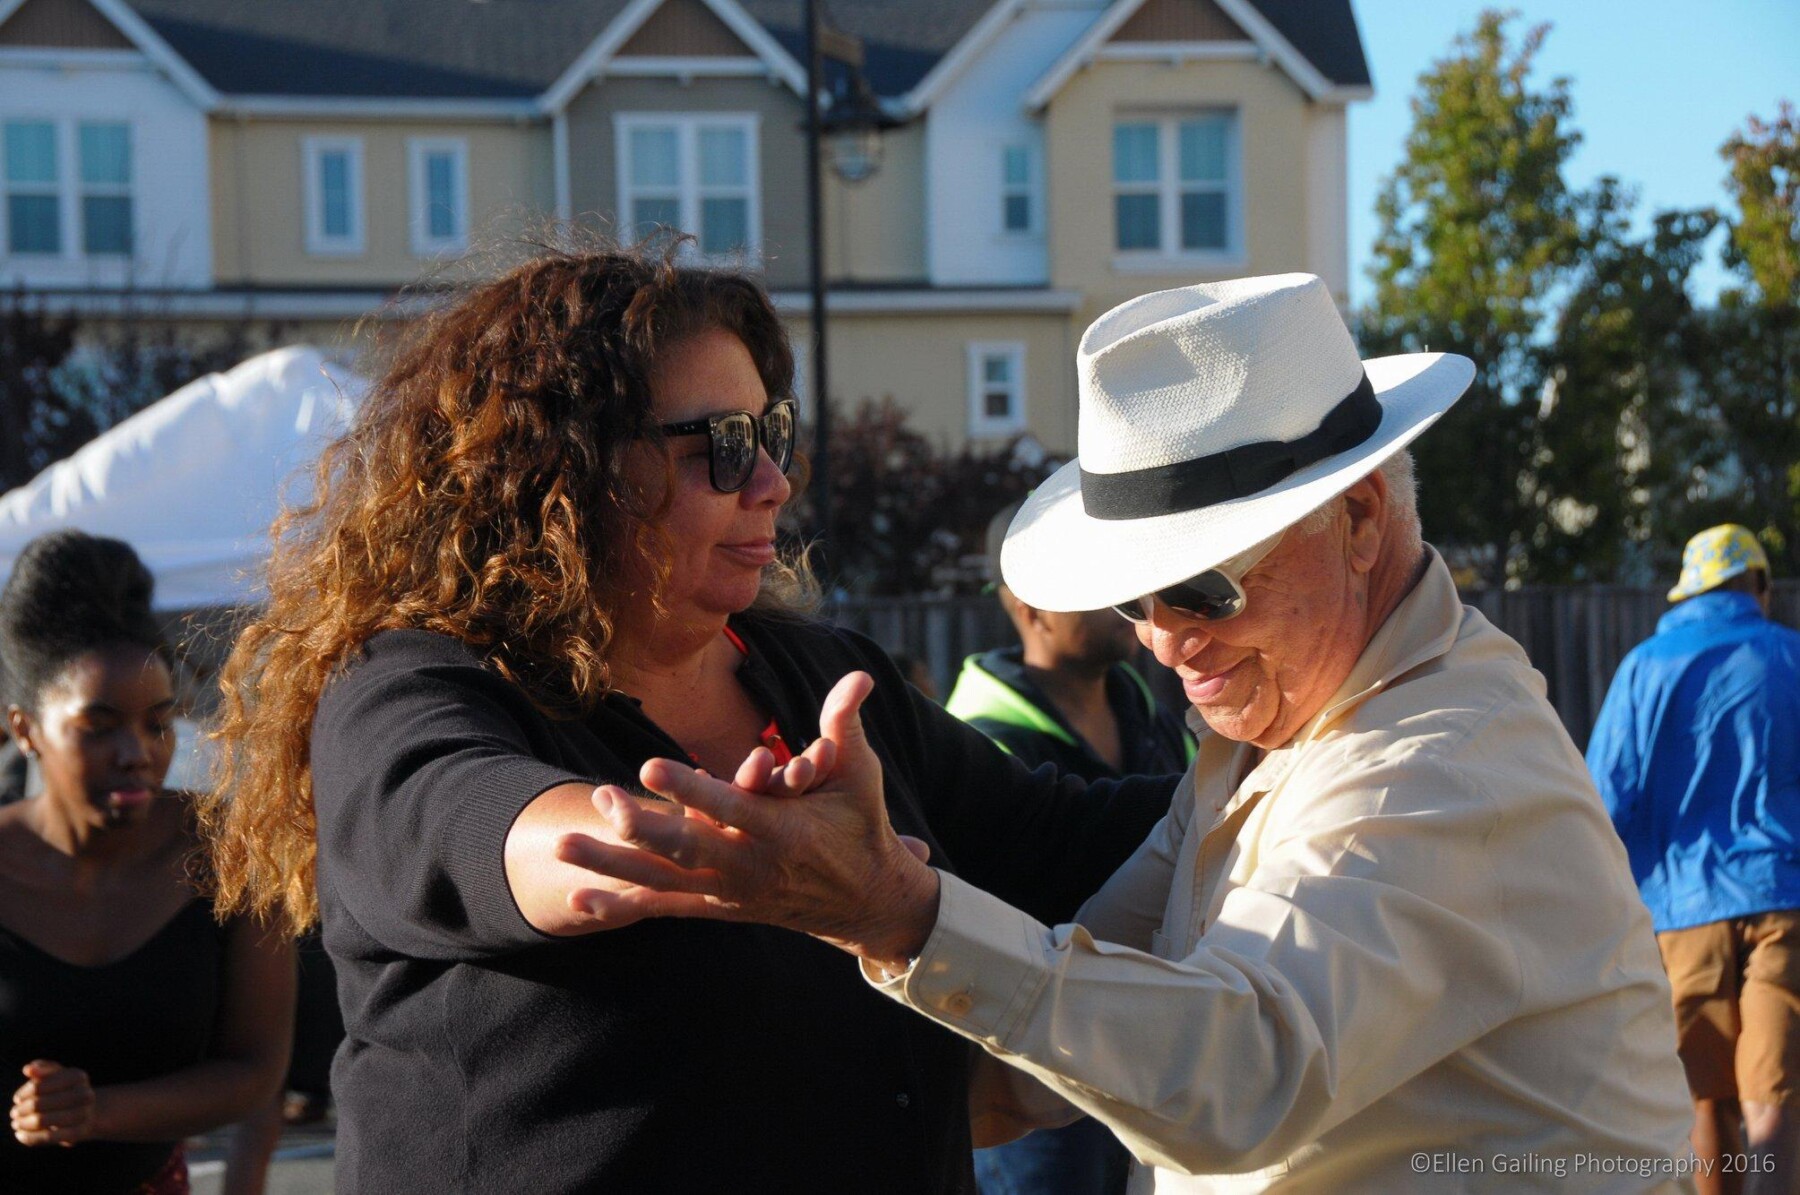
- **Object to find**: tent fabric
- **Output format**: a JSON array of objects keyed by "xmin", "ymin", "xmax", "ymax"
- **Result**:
[{"xmin": 0, "ymin": 346, "xmax": 364, "ymax": 611}]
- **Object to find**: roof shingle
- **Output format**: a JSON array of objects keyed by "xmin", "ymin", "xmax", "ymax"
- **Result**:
[{"xmin": 121, "ymin": 0, "xmax": 1369, "ymax": 101}]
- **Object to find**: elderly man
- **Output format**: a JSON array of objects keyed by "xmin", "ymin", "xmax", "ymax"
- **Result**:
[{"xmin": 564, "ymin": 274, "xmax": 1696, "ymax": 1190}]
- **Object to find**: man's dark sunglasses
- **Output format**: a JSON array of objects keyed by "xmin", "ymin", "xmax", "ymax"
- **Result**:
[
  {"xmin": 1111, "ymin": 570, "xmax": 1250, "ymax": 624},
  {"xmin": 658, "ymin": 397, "xmax": 797, "ymax": 493},
  {"xmin": 1110, "ymin": 532, "xmax": 1283, "ymax": 624}
]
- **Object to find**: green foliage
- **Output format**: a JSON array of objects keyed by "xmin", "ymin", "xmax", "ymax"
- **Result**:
[
  {"xmin": 1364, "ymin": 10, "xmax": 1800, "ymax": 584},
  {"xmin": 0, "ymin": 294, "xmax": 84, "ymax": 490},
  {"xmin": 1722, "ymin": 102, "xmax": 1800, "ymax": 309},
  {"xmin": 1361, "ymin": 11, "xmax": 1606, "ymax": 583}
]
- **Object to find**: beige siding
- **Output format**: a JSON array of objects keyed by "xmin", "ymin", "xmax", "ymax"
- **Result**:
[
  {"xmin": 0, "ymin": 0, "xmax": 130, "ymax": 48},
  {"xmin": 1303, "ymin": 104, "xmax": 1349, "ymax": 305},
  {"xmin": 618, "ymin": 0, "xmax": 748, "ymax": 57},
  {"xmin": 1045, "ymin": 58, "xmax": 1312, "ymax": 327},
  {"xmin": 822, "ymin": 121, "xmax": 927, "ymax": 283},
  {"xmin": 210, "ymin": 119, "xmax": 554, "ymax": 287},
  {"xmin": 791, "ymin": 311, "xmax": 1079, "ymax": 454},
  {"xmin": 565, "ymin": 75, "xmax": 812, "ymax": 289},
  {"xmin": 1113, "ymin": 0, "xmax": 1249, "ymax": 43}
]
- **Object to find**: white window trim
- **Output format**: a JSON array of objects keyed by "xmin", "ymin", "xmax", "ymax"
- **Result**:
[
  {"xmin": 76, "ymin": 120, "xmax": 133, "ymax": 257},
  {"xmin": 998, "ymin": 141, "xmax": 1042, "ymax": 240},
  {"xmin": 1111, "ymin": 111, "xmax": 1244, "ymax": 270},
  {"xmin": 303, "ymin": 135, "xmax": 366, "ymax": 257},
  {"xmin": 613, "ymin": 111, "xmax": 761, "ymax": 262},
  {"xmin": 1, "ymin": 118, "xmax": 142, "ymax": 263},
  {"xmin": 407, "ymin": 136, "xmax": 470, "ymax": 257},
  {"xmin": 966, "ymin": 341, "xmax": 1028, "ymax": 439}
]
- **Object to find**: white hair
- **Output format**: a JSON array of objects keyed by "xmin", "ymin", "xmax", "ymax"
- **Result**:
[{"xmin": 1293, "ymin": 450, "xmax": 1421, "ymax": 544}]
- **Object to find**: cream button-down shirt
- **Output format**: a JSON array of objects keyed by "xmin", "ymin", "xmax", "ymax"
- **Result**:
[{"xmin": 873, "ymin": 553, "xmax": 1697, "ymax": 1192}]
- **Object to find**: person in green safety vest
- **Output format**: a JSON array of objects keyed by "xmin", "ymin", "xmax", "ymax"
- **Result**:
[{"xmin": 947, "ymin": 502, "xmax": 1195, "ymax": 784}]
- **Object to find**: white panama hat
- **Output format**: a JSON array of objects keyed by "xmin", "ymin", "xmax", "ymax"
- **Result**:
[{"xmin": 1001, "ymin": 273, "xmax": 1475, "ymax": 612}]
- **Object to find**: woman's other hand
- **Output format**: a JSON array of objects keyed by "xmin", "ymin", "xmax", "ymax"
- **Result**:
[{"xmin": 10, "ymin": 1060, "xmax": 96, "ymax": 1147}]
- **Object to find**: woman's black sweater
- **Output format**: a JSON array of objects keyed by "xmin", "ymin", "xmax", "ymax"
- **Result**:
[{"xmin": 310, "ymin": 615, "xmax": 1178, "ymax": 1194}]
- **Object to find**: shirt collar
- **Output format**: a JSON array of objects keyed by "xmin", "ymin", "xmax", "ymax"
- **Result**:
[
  {"xmin": 1303, "ymin": 547, "xmax": 1465, "ymax": 739},
  {"xmin": 1656, "ymin": 589, "xmax": 1763, "ymax": 634}
]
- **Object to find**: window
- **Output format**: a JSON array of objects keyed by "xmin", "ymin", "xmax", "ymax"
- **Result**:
[
  {"xmin": 78, "ymin": 123, "xmax": 132, "ymax": 256},
  {"xmin": 1112, "ymin": 113, "xmax": 1238, "ymax": 258},
  {"xmin": 303, "ymin": 136, "xmax": 365, "ymax": 256},
  {"xmin": 1001, "ymin": 144, "xmax": 1035, "ymax": 235},
  {"xmin": 966, "ymin": 342, "xmax": 1027, "ymax": 438},
  {"xmin": 5, "ymin": 122, "xmax": 60, "ymax": 255},
  {"xmin": 616, "ymin": 114, "xmax": 759, "ymax": 259},
  {"xmin": 408, "ymin": 138, "xmax": 469, "ymax": 256}
]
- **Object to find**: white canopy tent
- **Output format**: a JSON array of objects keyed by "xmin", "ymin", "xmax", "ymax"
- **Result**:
[{"xmin": 0, "ymin": 346, "xmax": 364, "ymax": 611}]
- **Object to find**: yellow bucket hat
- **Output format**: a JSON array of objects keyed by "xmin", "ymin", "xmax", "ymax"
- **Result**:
[{"xmin": 1668, "ymin": 524, "xmax": 1770, "ymax": 602}]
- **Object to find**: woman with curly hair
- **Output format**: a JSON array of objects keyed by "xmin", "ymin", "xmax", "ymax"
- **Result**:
[
  {"xmin": 199, "ymin": 243, "xmax": 1174, "ymax": 1193},
  {"xmin": 0, "ymin": 530, "xmax": 293, "ymax": 1195}
]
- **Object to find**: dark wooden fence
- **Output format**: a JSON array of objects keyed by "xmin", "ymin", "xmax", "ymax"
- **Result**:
[{"xmin": 827, "ymin": 580, "xmax": 1800, "ymax": 751}]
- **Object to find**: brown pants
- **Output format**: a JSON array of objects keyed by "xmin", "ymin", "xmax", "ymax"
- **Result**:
[{"xmin": 1659, "ymin": 911, "xmax": 1800, "ymax": 1107}]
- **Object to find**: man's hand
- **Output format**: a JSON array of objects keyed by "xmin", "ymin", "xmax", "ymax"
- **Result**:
[
  {"xmin": 11, "ymin": 1061, "xmax": 95, "ymax": 1147},
  {"xmin": 555, "ymin": 672, "xmax": 940, "ymax": 969}
]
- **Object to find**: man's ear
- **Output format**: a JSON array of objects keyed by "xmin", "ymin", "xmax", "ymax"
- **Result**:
[
  {"xmin": 1016, "ymin": 600, "xmax": 1051, "ymax": 635},
  {"xmin": 6, "ymin": 705, "xmax": 35, "ymax": 758},
  {"xmin": 1341, "ymin": 471, "xmax": 1388, "ymax": 576}
]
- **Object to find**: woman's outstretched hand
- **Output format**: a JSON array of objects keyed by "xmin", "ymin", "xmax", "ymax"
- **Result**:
[{"xmin": 556, "ymin": 672, "xmax": 940, "ymax": 969}]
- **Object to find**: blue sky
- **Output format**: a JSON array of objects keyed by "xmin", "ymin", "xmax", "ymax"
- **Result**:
[{"xmin": 1347, "ymin": 0, "xmax": 1799, "ymax": 308}]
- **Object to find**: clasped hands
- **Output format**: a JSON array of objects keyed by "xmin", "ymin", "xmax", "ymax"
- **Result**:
[
  {"xmin": 554, "ymin": 672, "xmax": 940, "ymax": 972},
  {"xmin": 10, "ymin": 1061, "xmax": 94, "ymax": 1147}
]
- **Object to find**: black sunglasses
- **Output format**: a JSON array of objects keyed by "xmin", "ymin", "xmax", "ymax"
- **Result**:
[
  {"xmin": 1111, "ymin": 533, "xmax": 1283, "ymax": 625},
  {"xmin": 658, "ymin": 397, "xmax": 797, "ymax": 493}
]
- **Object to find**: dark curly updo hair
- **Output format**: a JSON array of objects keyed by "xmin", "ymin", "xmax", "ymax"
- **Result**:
[{"xmin": 0, "ymin": 529, "xmax": 170, "ymax": 711}]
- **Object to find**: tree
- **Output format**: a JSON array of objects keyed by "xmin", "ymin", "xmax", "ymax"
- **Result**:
[
  {"xmin": 788, "ymin": 398, "xmax": 1064, "ymax": 596},
  {"xmin": 1533, "ymin": 104, "xmax": 1800, "ymax": 578},
  {"xmin": 1722, "ymin": 101, "xmax": 1800, "ymax": 310},
  {"xmin": 1528, "ymin": 204, "xmax": 1717, "ymax": 582},
  {"xmin": 0, "ymin": 293, "xmax": 85, "ymax": 491},
  {"xmin": 1713, "ymin": 103, "xmax": 1800, "ymax": 569},
  {"xmin": 1360, "ymin": 11, "xmax": 1609, "ymax": 584}
]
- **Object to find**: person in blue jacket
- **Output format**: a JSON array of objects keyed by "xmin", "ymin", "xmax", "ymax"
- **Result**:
[{"xmin": 1589, "ymin": 523, "xmax": 1800, "ymax": 1195}]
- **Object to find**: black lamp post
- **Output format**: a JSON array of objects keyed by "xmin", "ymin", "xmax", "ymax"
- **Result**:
[{"xmin": 802, "ymin": 0, "xmax": 899, "ymax": 572}]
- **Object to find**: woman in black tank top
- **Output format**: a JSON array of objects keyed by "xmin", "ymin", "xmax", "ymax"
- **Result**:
[{"xmin": 0, "ymin": 531, "xmax": 294, "ymax": 1194}]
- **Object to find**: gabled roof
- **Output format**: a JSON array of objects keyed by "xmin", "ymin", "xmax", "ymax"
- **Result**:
[
  {"xmin": 1025, "ymin": 0, "xmax": 1370, "ymax": 108},
  {"xmin": 738, "ymin": 0, "xmax": 1000, "ymax": 99},
  {"xmin": 108, "ymin": 0, "xmax": 1367, "ymax": 105},
  {"xmin": 1252, "ymin": 0, "xmax": 1369, "ymax": 89},
  {"xmin": 540, "ymin": 0, "xmax": 806, "ymax": 113},
  {"xmin": 0, "ymin": 0, "xmax": 219, "ymax": 107},
  {"xmin": 126, "ymin": 0, "xmax": 633, "ymax": 98}
]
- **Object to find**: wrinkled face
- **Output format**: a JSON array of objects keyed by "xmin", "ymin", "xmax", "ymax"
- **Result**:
[
  {"xmin": 11, "ymin": 644, "xmax": 176, "ymax": 826},
  {"xmin": 1135, "ymin": 510, "xmax": 1370, "ymax": 748},
  {"xmin": 629, "ymin": 327, "xmax": 792, "ymax": 625},
  {"xmin": 1038, "ymin": 607, "xmax": 1140, "ymax": 672}
]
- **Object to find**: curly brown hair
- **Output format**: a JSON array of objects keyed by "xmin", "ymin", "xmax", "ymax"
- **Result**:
[{"xmin": 199, "ymin": 242, "xmax": 809, "ymax": 934}]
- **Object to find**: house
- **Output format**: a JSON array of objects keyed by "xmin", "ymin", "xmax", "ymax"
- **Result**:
[{"xmin": 0, "ymin": 0, "xmax": 1370, "ymax": 453}]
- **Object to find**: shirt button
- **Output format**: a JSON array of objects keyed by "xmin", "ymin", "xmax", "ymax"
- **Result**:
[{"xmin": 896, "ymin": 1093, "xmax": 911, "ymax": 1109}]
